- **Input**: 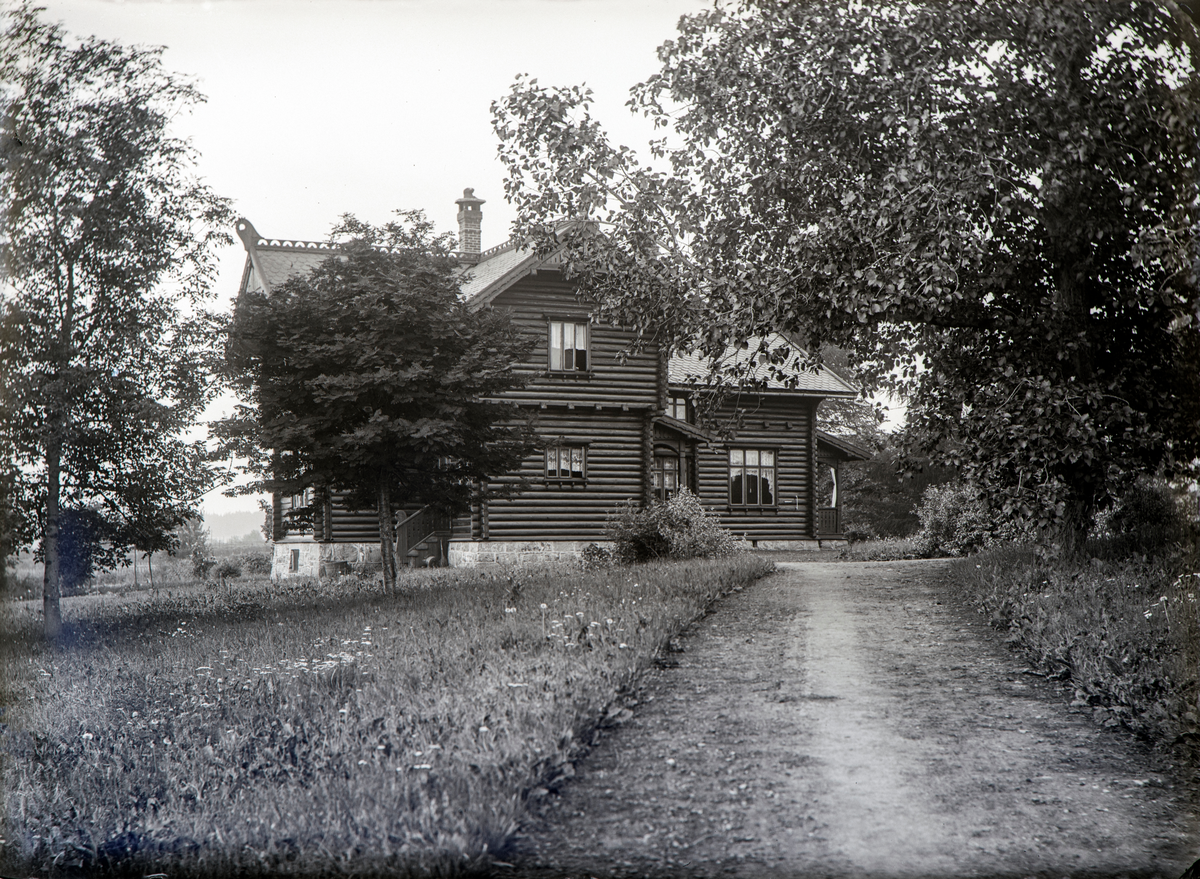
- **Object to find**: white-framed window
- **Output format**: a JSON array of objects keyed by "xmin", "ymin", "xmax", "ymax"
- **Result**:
[
  {"xmin": 548, "ymin": 320, "xmax": 589, "ymax": 372},
  {"xmin": 667, "ymin": 394, "xmax": 689, "ymax": 422},
  {"xmin": 289, "ymin": 548, "xmax": 300, "ymax": 572},
  {"xmin": 545, "ymin": 444, "xmax": 587, "ymax": 482},
  {"xmin": 728, "ymin": 448, "xmax": 776, "ymax": 507}
]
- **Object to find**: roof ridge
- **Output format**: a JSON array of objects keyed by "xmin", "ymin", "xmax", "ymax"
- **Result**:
[
  {"xmin": 475, "ymin": 238, "xmax": 519, "ymax": 260},
  {"xmin": 253, "ymin": 237, "xmax": 338, "ymax": 252}
]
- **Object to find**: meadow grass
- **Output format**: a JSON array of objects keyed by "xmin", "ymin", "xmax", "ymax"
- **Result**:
[
  {"xmin": 949, "ymin": 543, "xmax": 1200, "ymax": 749},
  {"xmin": 0, "ymin": 555, "xmax": 773, "ymax": 877}
]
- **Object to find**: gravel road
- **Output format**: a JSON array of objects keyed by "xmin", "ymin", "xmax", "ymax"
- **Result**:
[{"xmin": 502, "ymin": 559, "xmax": 1200, "ymax": 878}]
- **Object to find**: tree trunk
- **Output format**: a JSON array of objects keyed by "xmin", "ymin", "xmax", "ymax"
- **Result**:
[
  {"xmin": 42, "ymin": 437, "xmax": 63, "ymax": 640},
  {"xmin": 1058, "ymin": 491, "xmax": 1096, "ymax": 560},
  {"xmin": 377, "ymin": 480, "xmax": 396, "ymax": 590}
]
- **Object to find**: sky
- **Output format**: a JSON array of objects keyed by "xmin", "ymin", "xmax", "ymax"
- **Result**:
[{"xmin": 39, "ymin": 0, "xmax": 710, "ymax": 516}]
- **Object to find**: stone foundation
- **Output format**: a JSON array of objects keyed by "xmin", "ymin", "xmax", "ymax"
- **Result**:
[
  {"xmin": 448, "ymin": 539, "xmax": 609, "ymax": 567},
  {"xmin": 749, "ymin": 539, "xmax": 831, "ymax": 551},
  {"xmin": 272, "ymin": 541, "xmax": 381, "ymax": 580}
]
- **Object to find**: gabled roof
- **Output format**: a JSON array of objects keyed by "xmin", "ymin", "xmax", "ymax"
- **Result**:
[
  {"xmin": 235, "ymin": 219, "xmax": 338, "ymax": 296},
  {"xmin": 233, "ymin": 217, "xmax": 562, "ymax": 308},
  {"xmin": 234, "ymin": 220, "xmax": 858, "ymax": 401},
  {"xmin": 669, "ymin": 334, "xmax": 858, "ymax": 398},
  {"xmin": 458, "ymin": 241, "xmax": 549, "ymax": 311}
]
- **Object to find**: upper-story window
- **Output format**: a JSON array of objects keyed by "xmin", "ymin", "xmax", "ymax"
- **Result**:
[
  {"xmin": 548, "ymin": 320, "xmax": 589, "ymax": 373},
  {"xmin": 667, "ymin": 394, "xmax": 689, "ymax": 422},
  {"xmin": 729, "ymin": 448, "xmax": 776, "ymax": 507}
]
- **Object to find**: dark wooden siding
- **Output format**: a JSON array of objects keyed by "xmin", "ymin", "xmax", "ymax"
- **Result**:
[
  {"xmin": 485, "ymin": 409, "xmax": 645, "ymax": 541},
  {"xmin": 489, "ymin": 273, "xmax": 660, "ymax": 409},
  {"xmin": 693, "ymin": 395, "xmax": 818, "ymax": 541},
  {"xmin": 298, "ymin": 271, "xmax": 664, "ymax": 546}
]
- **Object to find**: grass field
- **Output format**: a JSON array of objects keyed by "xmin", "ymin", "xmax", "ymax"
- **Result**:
[
  {"xmin": 0, "ymin": 555, "xmax": 772, "ymax": 877},
  {"xmin": 949, "ymin": 543, "xmax": 1200, "ymax": 750}
]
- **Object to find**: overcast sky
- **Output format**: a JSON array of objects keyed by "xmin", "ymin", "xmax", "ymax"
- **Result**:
[{"xmin": 39, "ymin": 0, "xmax": 708, "ymax": 515}]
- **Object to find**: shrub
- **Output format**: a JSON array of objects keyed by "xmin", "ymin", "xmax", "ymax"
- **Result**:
[
  {"xmin": 212, "ymin": 559, "xmax": 241, "ymax": 588},
  {"xmin": 579, "ymin": 543, "xmax": 613, "ymax": 570},
  {"xmin": 191, "ymin": 548, "xmax": 215, "ymax": 580},
  {"xmin": 606, "ymin": 489, "xmax": 746, "ymax": 563},
  {"xmin": 238, "ymin": 552, "xmax": 272, "ymax": 576},
  {"xmin": 1100, "ymin": 478, "xmax": 1192, "ymax": 557},
  {"xmin": 915, "ymin": 483, "xmax": 994, "ymax": 557}
]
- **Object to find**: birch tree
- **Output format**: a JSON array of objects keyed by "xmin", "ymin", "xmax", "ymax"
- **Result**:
[{"xmin": 1, "ymin": 6, "xmax": 232, "ymax": 636}]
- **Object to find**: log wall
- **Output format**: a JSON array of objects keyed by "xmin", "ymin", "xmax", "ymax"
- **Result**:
[
  {"xmin": 489, "ymin": 273, "xmax": 661, "ymax": 409},
  {"xmin": 484, "ymin": 408, "xmax": 646, "ymax": 541},
  {"xmin": 693, "ymin": 395, "xmax": 818, "ymax": 542}
]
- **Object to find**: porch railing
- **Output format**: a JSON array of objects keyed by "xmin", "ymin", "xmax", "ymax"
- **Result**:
[
  {"xmin": 817, "ymin": 506, "xmax": 841, "ymax": 537},
  {"xmin": 395, "ymin": 506, "xmax": 452, "ymax": 567}
]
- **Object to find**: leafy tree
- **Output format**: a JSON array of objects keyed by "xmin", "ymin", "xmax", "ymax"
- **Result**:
[
  {"xmin": 838, "ymin": 445, "xmax": 956, "ymax": 540},
  {"xmin": 216, "ymin": 213, "xmax": 537, "ymax": 589},
  {"xmin": 172, "ymin": 516, "xmax": 211, "ymax": 564},
  {"xmin": 493, "ymin": 0, "xmax": 1200, "ymax": 549},
  {"xmin": 0, "ymin": 6, "xmax": 233, "ymax": 637}
]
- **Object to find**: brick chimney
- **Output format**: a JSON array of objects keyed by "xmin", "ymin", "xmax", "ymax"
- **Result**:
[{"xmin": 455, "ymin": 188, "xmax": 485, "ymax": 258}]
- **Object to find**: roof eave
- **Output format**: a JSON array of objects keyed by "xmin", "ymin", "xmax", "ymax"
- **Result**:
[
  {"xmin": 816, "ymin": 429, "xmax": 872, "ymax": 461},
  {"xmin": 652, "ymin": 414, "xmax": 714, "ymax": 443}
]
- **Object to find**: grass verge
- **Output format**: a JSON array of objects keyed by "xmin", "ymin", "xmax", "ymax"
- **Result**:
[
  {"xmin": 0, "ymin": 555, "xmax": 773, "ymax": 877},
  {"xmin": 948, "ymin": 543, "xmax": 1200, "ymax": 750}
]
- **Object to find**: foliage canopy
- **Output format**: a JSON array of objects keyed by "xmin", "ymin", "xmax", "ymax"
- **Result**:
[
  {"xmin": 493, "ymin": 0, "xmax": 1200, "ymax": 540},
  {"xmin": 0, "ymin": 5, "xmax": 233, "ymax": 634},
  {"xmin": 217, "ymin": 213, "xmax": 537, "ymax": 587}
]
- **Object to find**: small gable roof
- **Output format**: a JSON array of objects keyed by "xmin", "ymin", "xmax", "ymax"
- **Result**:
[
  {"xmin": 669, "ymin": 335, "xmax": 858, "ymax": 398},
  {"xmin": 816, "ymin": 429, "xmax": 871, "ymax": 461}
]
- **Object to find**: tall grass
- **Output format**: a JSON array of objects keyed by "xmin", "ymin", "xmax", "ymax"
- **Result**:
[
  {"xmin": 0, "ymin": 556, "xmax": 772, "ymax": 877},
  {"xmin": 949, "ymin": 543, "xmax": 1200, "ymax": 748}
]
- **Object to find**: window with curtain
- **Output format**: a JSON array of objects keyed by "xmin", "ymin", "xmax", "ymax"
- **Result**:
[
  {"xmin": 653, "ymin": 453, "xmax": 681, "ymax": 500},
  {"xmin": 548, "ymin": 320, "xmax": 589, "ymax": 372},
  {"xmin": 728, "ymin": 448, "xmax": 776, "ymax": 507},
  {"xmin": 545, "ymin": 444, "xmax": 586, "ymax": 482}
]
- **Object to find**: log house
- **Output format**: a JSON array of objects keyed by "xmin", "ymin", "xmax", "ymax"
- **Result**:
[{"xmin": 234, "ymin": 190, "xmax": 865, "ymax": 577}]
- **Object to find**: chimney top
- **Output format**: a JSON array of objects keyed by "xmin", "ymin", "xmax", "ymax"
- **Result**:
[{"xmin": 456, "ymin": 188, "xmax": 485, "ymax": 258}]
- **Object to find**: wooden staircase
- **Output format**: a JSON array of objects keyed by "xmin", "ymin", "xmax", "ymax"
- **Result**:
[{"xmin": 395, "ymin": 506, "xmax": 453, "ymax": 567}]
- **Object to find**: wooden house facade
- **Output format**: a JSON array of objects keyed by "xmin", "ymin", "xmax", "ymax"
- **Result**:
[{"xmin": 233, "ymin": 191, "xmax": 864, "ymax": 577}]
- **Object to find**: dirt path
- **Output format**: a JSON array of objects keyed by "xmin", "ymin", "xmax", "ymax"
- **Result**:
[{"xmin": 502, "ymin": 560, "xmax": 1200, "ymax": 878}]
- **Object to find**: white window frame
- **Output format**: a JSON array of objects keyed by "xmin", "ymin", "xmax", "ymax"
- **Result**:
[
  {"xmin": 728, "ymin": 448, "xmax": 777, "ymax": 508},
  {"xmin": 548, "ymin": 320, "xmax": 590, "ymax": 373},
  {"xmin": 667, "ymin": 394, "xmax": 689, "ymax": 422},
  {"xmin": 544, "ymin": 443, "xmax": 587, "ymax": 483}
]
